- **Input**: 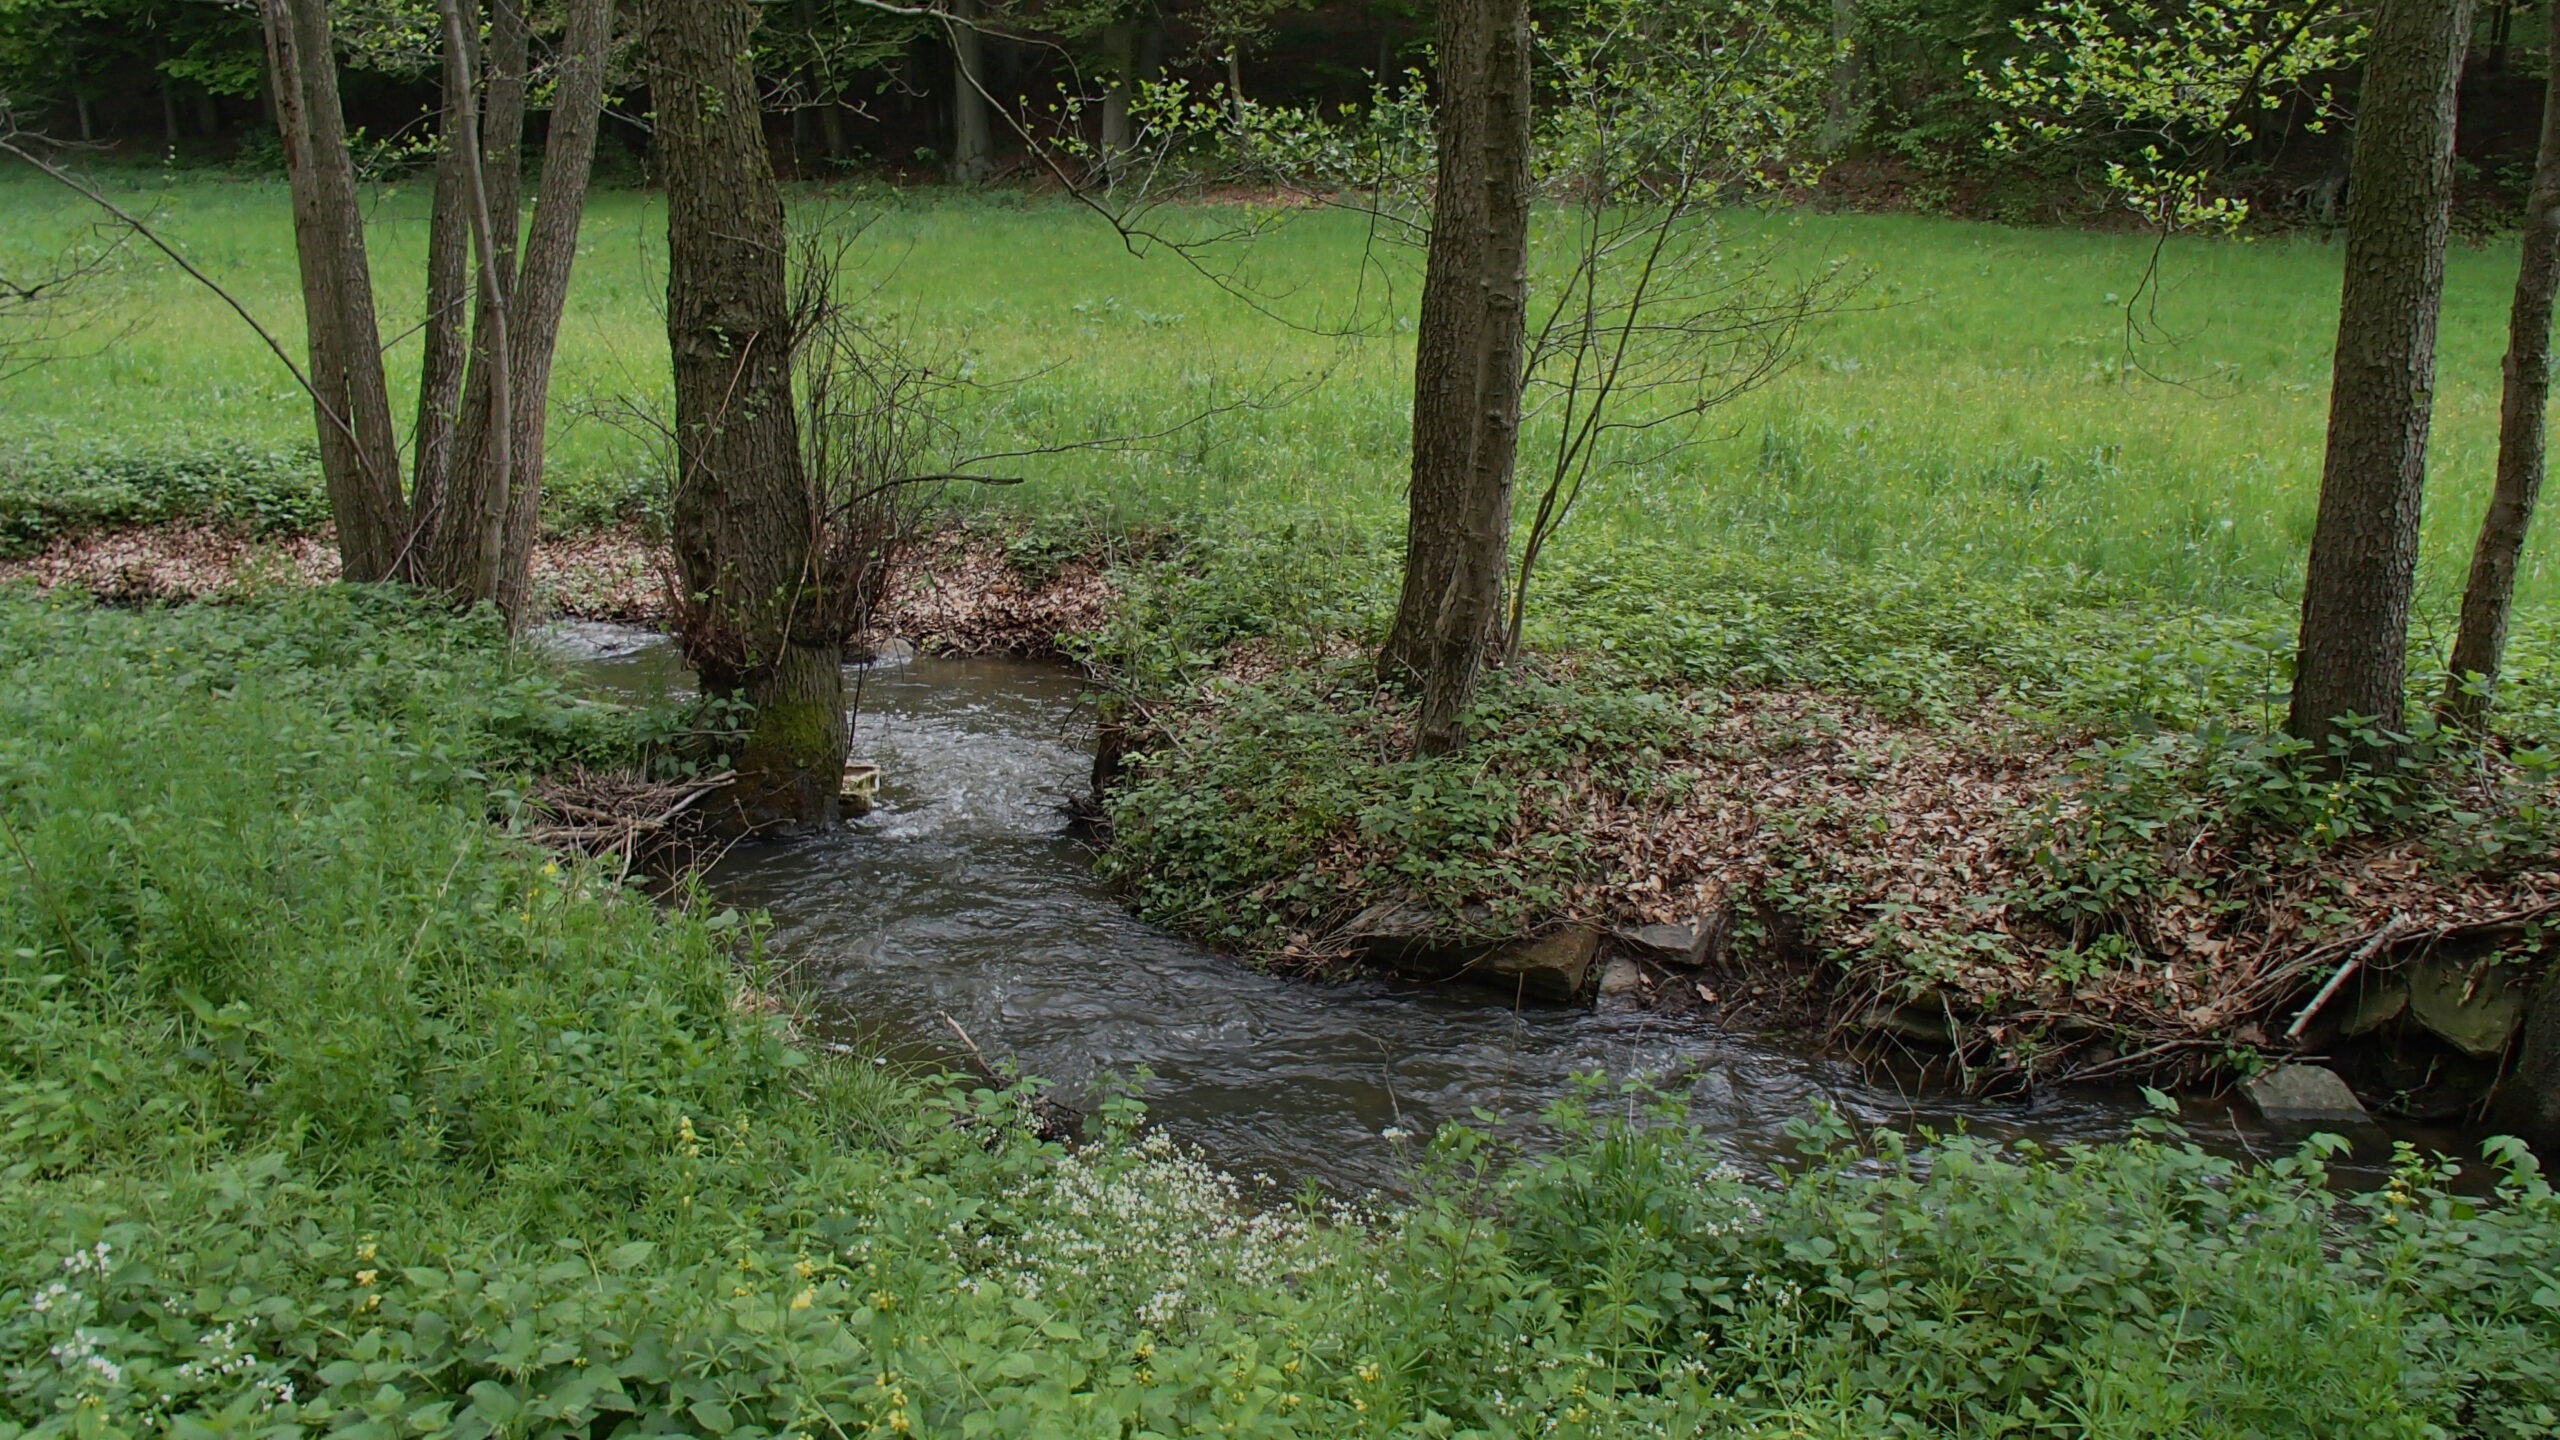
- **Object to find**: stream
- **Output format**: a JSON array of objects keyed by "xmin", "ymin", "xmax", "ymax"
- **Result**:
[{"xmin": 552, "ymin": 621, "xmax": 2403, "ymax": 1194}]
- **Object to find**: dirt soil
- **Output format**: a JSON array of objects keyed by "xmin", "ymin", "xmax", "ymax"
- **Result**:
[{"xmin": 0, "ymin": 521, "xmax": 1115, "ymax": 656}]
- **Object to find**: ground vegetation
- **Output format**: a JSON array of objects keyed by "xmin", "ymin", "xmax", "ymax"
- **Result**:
[{"xmin": 2, "ymin": 591, "xmax": 2560, "ymax": 1437}]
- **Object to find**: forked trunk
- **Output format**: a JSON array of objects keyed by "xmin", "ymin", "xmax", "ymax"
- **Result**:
[
  {"xmin": 409, "ymin": 0, "xmax": 613, "ymax": 618},
  {"xmin": 421, "ymin": 0, "xmax": 529, "ymax": 602},
  {"xmin": 2442, "ymin": 0, "xmax": 2560, "ymax": 728},
  {"xmin": 1377, "ymin": 0, "xmax": 1532, "ymax": 757},
  {"xmin": 643, "ymin": 0, "xmax": 842, "ymax": 830},
  {"xmin": 2288, "ymin": 0, "xmax": 2474, "ymax": 752}
]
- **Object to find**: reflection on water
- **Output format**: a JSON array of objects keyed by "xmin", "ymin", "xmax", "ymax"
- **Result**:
[{"xmin": 542, "ymin": 623, "xmax": 2402, "ymax": 1193}]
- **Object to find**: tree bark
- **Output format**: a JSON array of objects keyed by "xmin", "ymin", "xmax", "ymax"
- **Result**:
[
  {"xmin": 492, "ymin": 0, "xmax": 615, "ymax": 621},
  {"xmin": 422, "ymin": 0, "xmax": 529, "ymax": 601},
  {"xmin": 2443, "ymin": 0, "xmax": 2560, "ymax": 728},
  {"xmin": 2288, "ymin": 0, "xmax": 2475, "ymax": 751},
  {"xmin": 410, "ymin": 72, "xmax": 472, "ymax": 536},
  {"xmin": 950, "ymin": 0, "xmax": 993, "ymax": 185},
  {"xmin": 1377, "ymin": 0, "xmax": 1532, "ymax": 758},
  {"xmin": 257, "ymin": 0, "xmax": 409, "ymax": 582},
  {"xmin": 643, "ymin": 0, "xmax": 843, "ymax": 831},
  {"xmin": 1817, "ymin": 0, "xmax": 1866, "ymax": 157},
  {"xmin": 432, "ymin": 0, "xmax": 514, "ymax": 610},
  {"xmin": 1099, "ymin": 17, "xmax": 1134, "ymax": 184},
  {"xmin": 408, "ymin": 0, "xmax": 609, "ymax": 617}
]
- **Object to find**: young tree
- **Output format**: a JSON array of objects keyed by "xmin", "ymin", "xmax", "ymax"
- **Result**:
[
  {"xmin": 2441, "ymin": 0, "xmax": 2560, "ymax": 729},
  {"xmin": 643, "ymin": 0, "xmax": 845, "ymax": 830},
  {"xmin": 2289, "ymin": 0, "xmax": 2474, "ymax": 750},
  {"xmin": 1040, "ymin": 0, "xmax": 1839, "ymax": 754},
  {"xmin": 1375, "ymin": 0, "xmax": 1533, "ymax": 757}
]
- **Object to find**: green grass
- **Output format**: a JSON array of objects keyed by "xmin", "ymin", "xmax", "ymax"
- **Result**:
[
  {"xmin": 2, "ymin": 591, "xmax": 2559, "ymax": 1438},
  {"xmin": 1, "ymin": 169, "xmax": 2554, "ymax": 621}
]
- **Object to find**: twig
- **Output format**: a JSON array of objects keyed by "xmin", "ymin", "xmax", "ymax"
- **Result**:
[
  {"xmin": 2282, "ymin": 914, "xmax": 2408, "ymax": 1041},
  {"xmin": 648, "ymin": 770, "xmax": 737, "ymax": 827},
  {"xmin": 0, "ymin": 135, "xmax": 359, "ymax": 461},
  {"xmin": 940, "ymin": 1011, "xmax": 998, "ymax": 1081}
]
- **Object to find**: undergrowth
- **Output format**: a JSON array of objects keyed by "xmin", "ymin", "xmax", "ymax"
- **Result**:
[
  {"xmin": 1086, "ymin": 522, "xmax": 2560, "ymax": 1064},
  {"xmin": 0, "ymin": 440, "xmax": 328, "ymax": 557},
  {"xmin": 1, "ymin": 587, "xmax": 2559, "ymax": 1434}
]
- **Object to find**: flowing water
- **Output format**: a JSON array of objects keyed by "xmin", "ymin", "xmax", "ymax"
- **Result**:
[{"xmin": 550, "ymin": 622, "xmax": 2398, "ymax": 1193}]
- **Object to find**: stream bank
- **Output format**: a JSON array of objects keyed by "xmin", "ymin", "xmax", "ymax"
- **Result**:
[
  {"xmin": 14, "ymin": 512, "xmax": 2560, "ymax": 1133},
  {"xmin": 553, "ymin": 623, "xmax": 2431, "ymax": 1192}
]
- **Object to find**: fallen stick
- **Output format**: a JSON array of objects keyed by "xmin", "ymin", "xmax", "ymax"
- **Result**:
[
  {"xmin": 647, "ymin": 770, "xmax": 737, "ymax": 828},
  {"xmin": 2282, "ymin": 914, "xmax": 2408, "ymax": 1042}
]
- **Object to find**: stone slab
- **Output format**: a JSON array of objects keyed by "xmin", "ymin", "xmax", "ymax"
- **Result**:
[
  {"xmin": 2241, "ymin": 1065, "xmax": 2369, "ymax": 1124},
  {"xmin": 2408, "ymin": 956, "xmax": 2528, "ymax": 1059}
]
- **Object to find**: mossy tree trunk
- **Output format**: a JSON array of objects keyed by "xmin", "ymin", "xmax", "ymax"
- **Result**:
[
  {"xmin": 2287, "ymin": 0, "xmax": 2474, "ymax": 752},
  {"xmin": 643, "ymin": 0, "xmax": 844, "ymax": 832}
]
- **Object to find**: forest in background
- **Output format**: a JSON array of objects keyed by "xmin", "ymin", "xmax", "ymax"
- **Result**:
[{"xmin": 9, "ymin": 0, "xmax": 2560, "ymax": 227}]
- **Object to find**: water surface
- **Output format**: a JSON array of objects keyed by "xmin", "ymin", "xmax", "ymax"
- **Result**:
[{"xmin": 550, "ymin": 624, "xmax": 2392, "ymax": 1192}]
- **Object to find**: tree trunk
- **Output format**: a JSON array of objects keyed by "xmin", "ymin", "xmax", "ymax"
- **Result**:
[
  {"xmin": 410, "ymin": 0, "xmax": 608, "ymax": 618},
  {"xmin": 155, "ymin": 39, "xmax": 179, "ymax": 146},
  {"xmin": 422, "ymin": 0, "xmax": 529, "ymax": 601},
  {"xmin": 410, "ymin": 84, "xmax": 472, "ymax": 539},
  {"xmin": 491, "ymin": 0, "xmax": 614, "ymax": 621},
  {"xmin": 257, "ymin": 0, "xmax": 409, "ymax": 582},
  {"xmin": 1817, "ymin": 0, "xmax": 1865, "ymax": 157},
  {"xmin": 432, "ymin": 0, "xmax": 515, "ymax": 610},
  {"xmin": 2288, "ymin": 0, "xmax": 2475, "ymax": 751},
  {"xmin": 1377, "ymin": 0, "xmax": 1532, "ymax": 758},
  {"xmin": 1099, "ymin": 17, "xmax": 1134, "ymax": 183},
  {"xmin": 642, "ymin": 0, "xmax": 842, "ymax": 831},
  {"xmin": 2443, "ymin": 0, "xmax": 2560, "ymax": 728},
  {"xmin": 951, "ymin": 0, "xmax": 993, "ymax": 185},
  {"xmin": 819, "ymin": 99, "xmax": 848, "ymax": 160}
]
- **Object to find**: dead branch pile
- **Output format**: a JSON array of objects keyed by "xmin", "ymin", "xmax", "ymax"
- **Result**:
[{"xmin": 523, "ymin": 767, "xmax": 736, "ymax": 880}]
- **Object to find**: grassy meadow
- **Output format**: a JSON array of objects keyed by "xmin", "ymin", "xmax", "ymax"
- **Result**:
[{"xmin": 3, "ymin": 167, "xmax": 2555, "ymax": 621}]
